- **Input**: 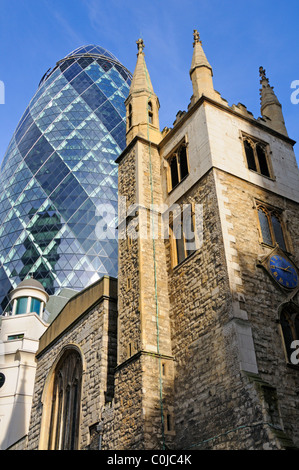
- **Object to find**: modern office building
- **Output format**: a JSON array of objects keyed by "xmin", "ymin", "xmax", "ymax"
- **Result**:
[{"xmin": 0, "ymin": 45, "xmax": 131, "ymax": 313}]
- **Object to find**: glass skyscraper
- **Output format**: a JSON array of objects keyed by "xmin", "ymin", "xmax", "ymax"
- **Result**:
[{"xmin": 0, "ymin": 45, "xmax": 131, "ymax": 313}]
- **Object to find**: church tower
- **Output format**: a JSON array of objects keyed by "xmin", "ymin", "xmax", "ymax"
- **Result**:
[
  {"xmin": 109, "ymin": 39, "xmax": 174, "ymax": 450},
  {"xmin": 108, "ymin": 32, "xmax": 299, "ymax": 450}
]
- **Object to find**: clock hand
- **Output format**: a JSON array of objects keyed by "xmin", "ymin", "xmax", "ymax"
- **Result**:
[{"xmin": 275, "ymin": 266, "xmax": 292, "ymax": 273}]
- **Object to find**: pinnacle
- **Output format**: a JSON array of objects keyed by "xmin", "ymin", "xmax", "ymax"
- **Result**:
[
  {"xmin": 190, "ymin": 30, "xmax": 213, "ymax": 76},
  {"xmin": 259, "ymin": 66, "xmax": 280, "ymax": 108},
  {"xmin": 129, "ymin": 38, "xmax": 154, "ymax": 95}
]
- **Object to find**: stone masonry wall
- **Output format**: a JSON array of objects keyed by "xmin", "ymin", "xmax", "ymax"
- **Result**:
[
  {"xmin": 26, "ymin": 295, "xmax": 117, "ymax": 450},
  {"xmin": 215, "ymin": 168, "xmax": 299, "ymax": 448},
  {"xmin": 164, "ymin": 168, "xmax": 289, "ymax": 449},
  {"xmin": 107, "ymin": 138, "xmax": 175, "ymax": 450}
]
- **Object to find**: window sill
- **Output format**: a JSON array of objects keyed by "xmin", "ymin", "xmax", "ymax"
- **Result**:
[
  {"xmin": 248, "ymin": 168, "xmax": 276, "ymax": 182},
  {"xmin": 168, "ymin": 174, "xmax": 189, "ymax": 195},
  {"xmin": 172, "ymin": 249, "xmax": 198, "ymax": 271}
]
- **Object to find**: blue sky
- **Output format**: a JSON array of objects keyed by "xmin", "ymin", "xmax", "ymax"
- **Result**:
[{"xmin": 0, "ymin": 0, "xmax": 298, "ymax": 162}]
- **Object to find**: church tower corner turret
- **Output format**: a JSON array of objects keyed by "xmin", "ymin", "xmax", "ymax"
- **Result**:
[
  {"xmin": 189, "ymin": 30, "xmax": 215, "ymax": 102},
  {"xmin": 259, "ymin": 66, "xmax": 288, "ymax": 137},
  {"xmin": 125, "ymin": 38, "xmax": 161, "ymax": 146}
]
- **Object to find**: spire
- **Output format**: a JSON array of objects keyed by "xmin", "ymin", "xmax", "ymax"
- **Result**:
[
  {"xmin": 128, "ymin": 38, "xmax": 155, "ymax": 96},
  {"xmin": 259, "ymin": 66, "xmax": 288, "ymax": 136},
  {"xmin": 125, "ymin": 39, "xmax": 161, "ymax": 145},
  {"xmin": 190, "ymin": 30, "xmax": 213, "ymax": 75},
  {"xmin": 189, "ymin": 30, "xmax": 214, "ymax": 102}
]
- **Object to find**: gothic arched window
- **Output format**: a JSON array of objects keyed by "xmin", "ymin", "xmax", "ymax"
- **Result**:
[
  {"xmin": 167, "ymin": 140, "xmax": 189, "ymax": 192},
  {"xmin": 243, "ymin": 136, "xmax": 271, "ymax": 178},
  {"xmin": 280, "ymin": 305, "xmax": 299, "ymax": 365},
  {"xmin": 257, "ymin": 204, "xmax": 287, "ymax": 251},
  {"xmin": 48, "ymin": 348, "xmax": 83, "ymax": 450}
]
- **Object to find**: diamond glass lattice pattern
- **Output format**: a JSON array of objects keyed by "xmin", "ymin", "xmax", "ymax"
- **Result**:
[{"xmin": 0, "ymin": 45, "xmax": 131, "ymax": 313}]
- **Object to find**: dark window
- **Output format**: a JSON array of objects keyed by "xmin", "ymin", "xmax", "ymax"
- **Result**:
[
  {"xmin": 257, "ymin": 205, "xmax": 287, "ymax": 251},
  {"xmin": 128, "ymin": 103, "xmax": 132, "ymax": 128},
  {"xmin": 170, "ymin": 206, "xmax": 196, "ymax": 266},
  {"xmin": 168, "ymin": 142, "xmax": 189, "ymax": 191},
  {"xmin": 243, "ymin": 137, "xmax": 271, "ymax": 177},
  {"xmin": 256, "ymin": 144, "xmax": 270, "ymax": 177},
  {"xmin": 244, "ymin": 139, "xmax": 257, "ymax": 171},
  {"xmin": 271, "ymin": 214, "xmax": 287, "ymax": 251},
  {"xmin": 8, "ymin": 334, "xmax": 24, "ymax": 340},
  {"xmin": 170, "ymin": 157, "xmax": 179, "ymax": 189},
  {"xmin": 179, "ymin": 146, "xmax": 188, "ymax": 180},
  {"xmin": 148, "ymin": 101, "xmax": 153, "ymax": 124}
]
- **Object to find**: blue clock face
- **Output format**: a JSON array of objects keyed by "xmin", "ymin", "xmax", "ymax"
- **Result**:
[{"xmin": 269, "ymin": 255, "xmax": 298, "ymax": 289}]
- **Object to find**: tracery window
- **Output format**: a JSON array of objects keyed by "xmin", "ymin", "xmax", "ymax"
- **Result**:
[
  {"xmin": 167, "ymin": 140, "xmax": 189, "ymax": 192},
  {"xmin": 257, "ymin": 204, "xmax": 287, "ymax": 251},
  {"xmin": 280, "ymin": 305, "xmax": 299, "ymax": 365},
  {"xmin": 48, "ymin": 349, "xmax": 82, "ymax": 450},
  {"xmin": 243, "ymin": 136, "xmax": 272, "ymax": 178}
]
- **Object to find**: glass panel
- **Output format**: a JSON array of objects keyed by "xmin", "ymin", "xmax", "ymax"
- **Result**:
[
  {"xmin": 30, "ymin": 297, "xmax": 41, "ymax": 315},
  {"xmin": 258, "ymin": 208, "xmax": 272, "ymax": 245},
  {"xmin": 271, "ymin": 215, "xmax": 286, "ymax": 251},
  {"xmin": 176, "ymin": 237, "xmax": 186, "ymax": 265},
  {"xmin": 179, "ymin": 146, "xmax": 189, "ymax": 180},
  {"xmin": 63, "ymin": 62, "xmax": 82, "ymax": 82},
  {"xmin": 15, "ymin": 297, "xmax": 28, "ymax": 315},
  {"xmin": 244, "ymin": 140, "xmax": 257, "ymax": 171},
  {"xmin": 95, "ymin": 101, "xmax": 121, "ymax": 132},
  {"xmin": 256, "ymin": 144, "xmax": 270, "ymax": 177},
  {"xmin": 71, "ymin": 71, "xmax": 94, "ymax": 95},
  {"xmin": 170, "ymin": 157, "xmax": 179, "ymax": 189},
  {"xmin": 15, "ymin": 112, "xmax": 34, "ymax": 145},
  {"xmin": 81, "ymin": 84, "xmax": 106, "ymax": 110}
]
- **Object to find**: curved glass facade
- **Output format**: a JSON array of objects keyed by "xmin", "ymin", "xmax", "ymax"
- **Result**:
[{"xmin": 0, "ymin": 45, "xmax": 131, "ymax": 312}]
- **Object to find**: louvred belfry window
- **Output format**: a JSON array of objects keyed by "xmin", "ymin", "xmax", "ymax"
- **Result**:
[
  {"xmin": 243, "ymin": 136, "xmax": 271, "ymax": 178},
  {"xmin": 167, "ymin": 140, "xmax": 189, "ymax": 192}
]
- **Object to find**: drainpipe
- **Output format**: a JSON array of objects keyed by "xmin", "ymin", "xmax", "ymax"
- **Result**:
[{"xmin": 96, "ymin": 422, "xmax": 103, "ymax": 450}]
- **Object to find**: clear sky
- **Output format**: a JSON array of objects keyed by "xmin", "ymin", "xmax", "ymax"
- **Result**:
[{"xmin": 0, "ymin": 0, "xmax": 298, "ymax": 163}]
